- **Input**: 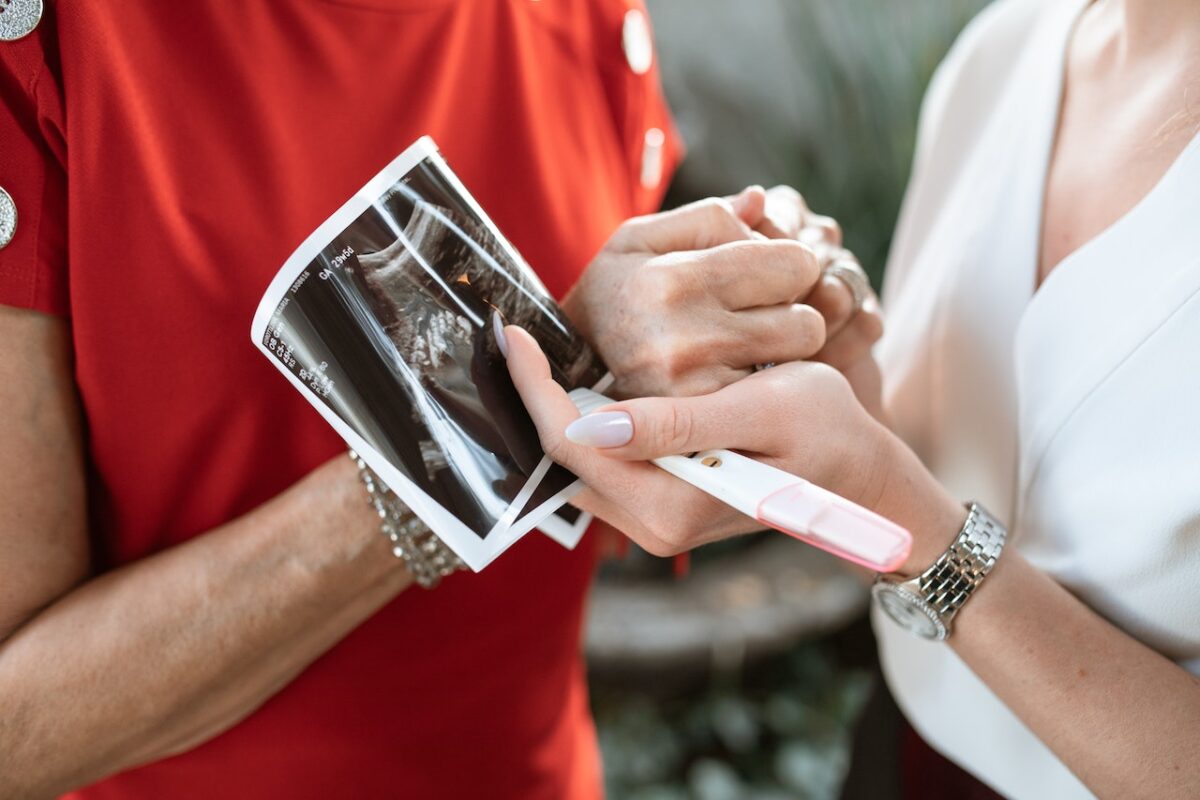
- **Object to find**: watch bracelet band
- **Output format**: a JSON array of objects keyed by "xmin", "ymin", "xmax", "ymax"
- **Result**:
[
  {"xmin": 349, "ymin": 451, "xmax": 465, "ymax": 589},
  {"xmin": 913, "ymin": 501, "xmax": 1007, "ymax": 622}
]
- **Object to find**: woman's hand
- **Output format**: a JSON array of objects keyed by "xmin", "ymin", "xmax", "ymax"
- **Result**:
[
  {"xmin": 563, "ymin": 193, "xmax": 825, "ymax": 398},
  {"xmin": 503, "ymin": 325, "xmax": 962, "ymax": 572},
  {"xmin": 740, "ymin": 186, "xmax": 887, "ymax": 420}
]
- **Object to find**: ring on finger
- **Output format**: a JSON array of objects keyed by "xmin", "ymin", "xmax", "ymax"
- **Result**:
[{"xmin": 823, "ymin": 255, "xmax": 872, "ymax": 313}]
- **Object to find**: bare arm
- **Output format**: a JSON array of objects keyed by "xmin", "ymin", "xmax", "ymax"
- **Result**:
[
  {"xmin": 0, "ymin": 307, "xmax": 413, "ymax": 798},
  {"xmin": 949, "ymin": 550, "xmax": 1200, "ymax": 798},
  {"xmin": 743, "ymin": 196, "xmax": 1198, "ymax": 794},
  {"xmin": 502, "ymin": 332, "xmax": 1200, "ymax": 799},
  {"xmin": 871, "ymin": 459, "xmax": 1200, "ymax": 798}
]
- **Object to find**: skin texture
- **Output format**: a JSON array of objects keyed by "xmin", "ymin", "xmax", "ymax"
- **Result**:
[
  {"xmin": 506, "ymin": 3, "xmax": 1200, "ymax": 797},
  {"xmin": 504, "ymin": 327, "xmax": 959, "ymax": 574},
  {"xmin": 507, "ymin": 318, "xmax": 1200, "ymax": 799},
  {"xmin": 9, "ymin": 3, "xmax": 1193, "ymax": 796},
  {"xmin": 562, "ymin": 192, "xmax": 826, "ymax": 398},
  {"xmin": 512, "ymin": 187, "xmax": 890, "ymax": 556},
  {"xmin": 0, "ymin": 193, "xmax": 832, "ymax": 795},
  {"xmin": 0, "ymin": 307, "xmax": 415, "ymax": 798},
  {"xmin": 1039, "ymin": 0, "xmax": 1200, "ymax": 285},
  {"xmin": 748, "ymin": 185, "xmax": 887, "ymax": 421}
]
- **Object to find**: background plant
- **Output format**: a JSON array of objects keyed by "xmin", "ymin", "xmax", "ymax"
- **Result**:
[{"xmin": 650, "ymin": 0, "xmax": 992, "ymax": 283}]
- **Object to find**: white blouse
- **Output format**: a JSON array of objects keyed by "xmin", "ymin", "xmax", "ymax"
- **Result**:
[{"xmin": 874, "ymin": 0, "xmax": 1200, "ymax": 797}]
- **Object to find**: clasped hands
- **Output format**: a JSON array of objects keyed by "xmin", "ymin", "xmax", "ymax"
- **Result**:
[{"xmin": 508, "ymin": 186, "xmax": 960, "ymax": 576}]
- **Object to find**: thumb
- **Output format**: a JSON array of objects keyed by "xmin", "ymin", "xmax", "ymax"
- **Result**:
[{"xmin": 502, "ymin": 324, "xmax": 605, "ymax": 477}]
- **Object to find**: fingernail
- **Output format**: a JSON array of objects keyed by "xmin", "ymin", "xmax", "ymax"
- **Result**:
[
  {"xmin": 564, "ymin": 411, "xmax": 633, "ymax": 448},
  {"xmin": 491, "ymin": 309, "xmax": 509, "ymax": 358}
]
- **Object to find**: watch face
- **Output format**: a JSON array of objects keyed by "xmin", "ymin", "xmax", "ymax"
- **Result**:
[{"xmin": 873, "ymin": 583, "xmax": 946, "ymax": 640}]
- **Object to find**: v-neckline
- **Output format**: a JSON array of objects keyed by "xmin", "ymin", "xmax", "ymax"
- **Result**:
[
  {"xmin": 1010, "ymin": 0, "xmax": 1200, "ymax": 516},
  {"xmin": 1028, "ymin": 0, "xmax": 1200, "ymax": 301},
  {"xmin": 1025, "ymin": 0, "xmax": 1092, "ymax": 300}
]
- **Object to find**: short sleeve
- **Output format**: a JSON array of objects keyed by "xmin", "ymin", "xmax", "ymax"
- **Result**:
[{"xmin": 0, "ymin": 19, "xmax": 69, "ymax": 316}]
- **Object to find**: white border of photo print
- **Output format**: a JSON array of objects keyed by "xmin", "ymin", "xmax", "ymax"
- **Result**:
[{"xmin": 251, "ymin": 137, "xmax": 608, "ymax": 572}]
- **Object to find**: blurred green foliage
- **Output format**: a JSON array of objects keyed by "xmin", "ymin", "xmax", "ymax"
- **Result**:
[
  {"xmin": 594, "ymin": 646, "xmax": 872, "ymax": 800},
  {"xmin": 650, "ymin": 0, "xmax": 992, "ymax": 285}
]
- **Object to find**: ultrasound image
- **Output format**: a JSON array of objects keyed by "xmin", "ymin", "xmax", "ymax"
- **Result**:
[{"xmin": 261, "ymin": 150, "xmax": 601, "ymax": 543}]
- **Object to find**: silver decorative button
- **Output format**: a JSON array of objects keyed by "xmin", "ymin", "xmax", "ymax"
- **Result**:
[
  {"xmin": 622, "ymin": 9, "xmax": 653, "ymax": 76},
  {"xmin": 640, "ymin": 127, "xmax": 664, "ymax": 190},
  {"xmin": 0, "ymin": 186, "xmax": 16, "ymax": 250},
  {"xmin": 0, "ymin": 0, "xmax": 43, "ymax": 42}
]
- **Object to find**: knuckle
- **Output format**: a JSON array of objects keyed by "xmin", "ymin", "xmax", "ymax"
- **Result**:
[
  {"xmin": 666, "ymin": 403, "xmax": 695, "ymax": 453},
  {"xmin": 646, "ymin": 399, "xmax": 694, "ymax": 454},
  {"xmin": 823, "ymin": 277, "xmax": 855, "ymax": 321},
  {"xmin": 611, "ymin": 212, "xmax": 654, "ymax": 247},
  {"xmin": 759, "ymin": 371, "xmax": 797, "ymax": 415},
  {"xmin": 808, "ymin": 213, "xmax": 843, "ymax": 245},
  {"xmin": 768, "ymin": 184, "xmax": 806, "ymax": 206},
  {"xmin": 803, "ymin": 360, "xmax": 848, "ymax": 392},
  {"xmin": 764, "ymin": 186, "xmax": 806, "ymax": 233},
  {"xmin": 699, "ymin": 198, "xmax": 747, "ymax": 240},
  {"xmin": 654, "ymin": 527, "xmax": 690, "ymax": 555},
  {"xmin": 539, "ymin": 429, "xmax": 572, "ymax": 464},
  {"xmin": 774, "ymin": 240, "xmax": 822, "ymax": 287},
  {"xmin": 859, "ymin": 309, "xmax": 885, "ymax": 343},
  {"xmin": 799, "ymin": 244, "xmax": 822, "ymax": 282},
  {"xmin": 698, "ymin": 196, "xmax": 735, "ymax": 221},
  {"xmin": 641, "ymin": 534, "xmax": 680, "ymax": 558},
  {"xmin": 640, "ymin": 257, "xmax": 689, "ymax": 305},
  {"xmin": 642, "ymin": 510, "xmax": 676, "ymax": 545},
  {"xmin": 652, "ymin": 335, "xmax": 698, "ymax": 383},
  {"xmin": 683, "ymin": 373, "xmax": 731, "ymax": 397},
  {"xmin": 793, "ymin": 303, "xmax": 827, "ymax": 354},
  {"xmin": 769, "ymin": 361, "xmax": 824, "ymax": 397},
  {"xmin": 638, "ymin": 538, "xmax": 666, "ymax": 557}
]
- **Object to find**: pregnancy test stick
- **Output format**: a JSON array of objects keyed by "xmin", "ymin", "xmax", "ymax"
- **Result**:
[{"xmin": 568, "ymin": 388, "xmax": 912, "ymax": 573}]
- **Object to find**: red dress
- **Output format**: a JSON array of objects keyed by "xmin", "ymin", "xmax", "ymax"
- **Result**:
[{"xmin": 0, "ymin": 1, "xmax": 679, "ymax": 797}]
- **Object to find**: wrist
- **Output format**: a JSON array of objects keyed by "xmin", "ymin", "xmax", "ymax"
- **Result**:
[
  {"xmin": 309, "ymin": 456, "xmax": 401, "ymax": 568},
  {"xmin": 265, "ymin": 456, "xmax": 410, "ymax": 595},
  {"xmin": 346, "ymin": 452, "xmax": 465, "ymax": 588},
  {"xmin": 869, "ymin": 433, "xmax": 968, "ymax": 577},
  {"xmin": 872, "ymin": 501, "xmax": 1008, "ymax": 640},
  {"xmin": 560, "ymin": 278, "xmax": 597, "ymax": 344},
  {"xmin": 949, "ymin": 544, "xmax": 1025, "ymax": 634}
]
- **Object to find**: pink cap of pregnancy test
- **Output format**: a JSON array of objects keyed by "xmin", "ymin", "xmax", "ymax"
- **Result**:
[{"xmin": 756, "ymin": 484, "xmax": 912, "ymax": 573}]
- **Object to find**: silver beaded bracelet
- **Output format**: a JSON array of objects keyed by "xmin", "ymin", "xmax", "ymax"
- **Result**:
[{"xmin": 349, "ymin": 451, "xmax": 465, "ymax": 589}]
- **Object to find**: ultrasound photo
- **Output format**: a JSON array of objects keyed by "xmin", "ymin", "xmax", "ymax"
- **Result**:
[{"xmin": 252, "ymin": 138, "xmax": 606, "ymax": 571}]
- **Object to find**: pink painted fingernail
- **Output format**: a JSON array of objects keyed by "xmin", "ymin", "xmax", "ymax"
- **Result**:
[
  {"xmin": 491, "ymin": 309, "xmax": 509, "ymax": 358},
  {"xmin": 565, "ymin": 412, "xmax": 633, "ymax": 448}
]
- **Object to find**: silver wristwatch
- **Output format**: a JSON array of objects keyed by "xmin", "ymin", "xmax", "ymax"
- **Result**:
[{"xmin": 872, "ymin": 502, "xmax": 1007, "ymax": 641}]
